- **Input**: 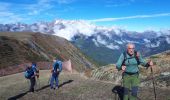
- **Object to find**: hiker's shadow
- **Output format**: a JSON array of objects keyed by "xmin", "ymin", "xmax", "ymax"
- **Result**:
[
  {"xmin": 36, "ymin": 79, "xmax": 74, "ymax": 91},
  {"xmin": 112, "ymin": 85, "xmax": 124, "ymax": 100},
  {"xmin": 8, "ymin": 92, "xmax": 28, "ymax": 100},
  {"xmin": 8, "ymin": 80, "xmax": 74, "ymax": 100},
  {"xmin": 59, "ymin": 80, "xmax": 73, "ymax": 88}
]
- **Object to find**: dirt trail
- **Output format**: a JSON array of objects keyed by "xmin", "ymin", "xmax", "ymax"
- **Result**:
[{"xmin": 0, "ymin": 70, "xmax": 170, "ymax": 100}]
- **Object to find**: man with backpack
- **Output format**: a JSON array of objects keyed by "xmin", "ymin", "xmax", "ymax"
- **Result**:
[
  {"xmin": 24, "ymin": 62, "xmax": 39, "ymax": 92},
  {"xmin": 50, "ymin": 58, "xmax": 62, "ymax": 90},
  {"xmin": 116, "ymin": 43, "xmax": 153, "ymax": 100}
]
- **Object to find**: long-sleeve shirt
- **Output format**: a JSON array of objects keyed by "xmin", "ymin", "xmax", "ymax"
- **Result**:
[{"xmin": 116, "ymin": 52, "xmax": 149, "ymax": 73}]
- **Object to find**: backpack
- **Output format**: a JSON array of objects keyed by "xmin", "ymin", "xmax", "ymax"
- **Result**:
[
  {"xmin": 122, "ymin": 51, "xmax": 140, "ymax": 66},
  {"xmin": 53, "ymin": 62, "xmax": 59, "ymax": 73},
  {"xmin": 24, "ymin": 67, "xmax": 34, "ymax": 79},
  {"xmin": 32, "ymin": 63, "xmax": 39, "ymax": 78}
]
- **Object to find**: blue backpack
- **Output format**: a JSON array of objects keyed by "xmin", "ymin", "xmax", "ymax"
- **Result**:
[
  {"xmin": 24, "ymin": 67, "xmax": 34, "ymax": 79},
  {"xmin": 53, "ymin": 61, "xmax": 62, "ymax": 73}
]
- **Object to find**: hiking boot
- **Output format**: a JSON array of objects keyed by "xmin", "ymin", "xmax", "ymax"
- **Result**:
[
  {"xmin": 28, "ymin": 88, "xmax": 34, "ymax": 92},
  {"xmin": 55, "ymin": 87, "xmax": 59, "ymax": 90}
]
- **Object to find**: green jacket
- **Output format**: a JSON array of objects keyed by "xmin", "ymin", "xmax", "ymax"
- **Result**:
[{"xmin": 116, "ymin": 52, "xmax": 149, "ymax": 73}]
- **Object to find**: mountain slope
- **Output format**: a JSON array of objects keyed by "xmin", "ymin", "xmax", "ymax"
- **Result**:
[
  {"xmin": 0, "ymin": 32, "xmax": 96, "ymax": 75},
  {"xmin": 72, "ymin": 33, "xmax": 170, "ymax": 65},
  {"xmin": 1, "ymin": 21, "xmax": 170, "ymax": 65}
]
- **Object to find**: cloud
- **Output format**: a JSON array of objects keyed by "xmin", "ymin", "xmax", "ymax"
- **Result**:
[
  {"xmin": 96, "ymin": 35, "xmax": 108, "ymax": 45},
  {"xmin": 150, "ymin": 41, "xmax": 160, "ymax": 48},
  {"xmin": 92, "ymin": 39, "xmax": 99, "ymax": 47},
  {"xmin": 105, "ymin": 3, "xmax": 129, "ymax": 7},
  {"xmin": 105, "ymin": 0, "xmax": 136, "ymax": 8},
  {"xmin": 28, "ymin": 10, "xmax": 39, "ymax": 15},
  {"xmin": 0, "ymin": 2, "xmax": 26, "ymax": 23},
  {"xmin": 166, "ymin": 36, "xmax": 170, "ymax": 44},
  {"xmin": 24, "ymin": 0, "xmax": 55, "ymax": 15},
  {"xmin": 0, "ymin": 13, "xmax": 24, "ymax": 24},
  {"xmin": 0, "ymin": 2, "xmax": 10, "ymax": 11},
  {"xmin": 56, "ymin": 0, "xmax": 75, "ymax": 4},
  {"xmin": 53, "ymin": 20, "xmax": 97, "ymax": 40},
  {"xmin": 0, "ymin": 0, "xmax": 59, "ymax": 23},
  {"xmin": 106, "ymin": 44, "xmax": 120, "ymax": 50},
  {"xmin": 89, "ymin": 13, "xmax": 170, "ymax": 22}
]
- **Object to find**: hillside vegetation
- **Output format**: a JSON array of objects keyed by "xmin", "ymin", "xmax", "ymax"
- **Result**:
[
  {"xmin": 91, "ymin": 50, "xmax": 170, "ymax": 87},
  {"xmin": 0, "ymin": 32, "xmax": 96, "ymax": 76},
  {"xmin": 0, "ymin": 70, "xmax": 170, "ymax": 100}
]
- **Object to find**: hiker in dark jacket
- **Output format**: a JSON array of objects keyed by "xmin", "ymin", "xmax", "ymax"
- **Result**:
[
  {"xmin": 116, "ymin": 43, "xmax": 153, "ymax": 100},
  {"xmin": 50, "ymin": 58, "xmax": 62, "ymax": 89},
  {"xmin": 25, "ymin": 62, "xmax": 39, "ymax": 92}
]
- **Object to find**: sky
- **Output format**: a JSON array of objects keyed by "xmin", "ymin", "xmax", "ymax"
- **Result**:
[{"xmin": 0, "ymin": 0, "xmax": 170, "ymax": 31}]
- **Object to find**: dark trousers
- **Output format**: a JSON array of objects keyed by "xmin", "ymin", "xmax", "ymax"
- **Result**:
[{"xmin": 29, "ymin": 77, "xmax": 36, "ymax": 92}]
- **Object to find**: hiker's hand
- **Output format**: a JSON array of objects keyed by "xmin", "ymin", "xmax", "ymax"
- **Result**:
[
  {"xmin": 36, "ymin": 74, "xmax": 39, "ymax": 78},
  {"xmin": 51, "ymin": 69, "xmax": 53, "ymax": 73},
  {"xmin": 149, "ymin": 60, "xmax": 154, "ymax": 66},
  {"xmin": 122, "ymin": 66, "xmax": 126, "ymax": 71}
]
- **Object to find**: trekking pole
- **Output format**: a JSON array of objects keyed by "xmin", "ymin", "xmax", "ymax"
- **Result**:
[
  {"xmin": 48, "ymin": 74, "xmax": 51, "ymax": 85},
  {"xmin": 36, "ymin": 74, "xmax": 40, "ymax": 89},
  {"xmin": 150, "ymin": 66, "xmax": 157, "ymax": 100},
  {"xmin": 26, "ymin": 79, "xmax": 30, "ymax": 91},
  {"xmin": 47, "ymin": 64, "xmax": 51, "ymax": 85}
]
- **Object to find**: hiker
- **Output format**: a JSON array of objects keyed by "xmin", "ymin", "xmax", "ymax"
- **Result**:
[
  {"xmin": 50, "ymin": 58, "xmax": 62, "ymax": 89},
  {"xmin": 32, "ymin": 62, "xmax": 39, "ymax": 78},
  {"xmin": 24, "ymin": 62, "xmax": 39, "ymax": 92},
  {"xmin": 116, "ymin": 43, "xmax": 153, "ymax": 100}
]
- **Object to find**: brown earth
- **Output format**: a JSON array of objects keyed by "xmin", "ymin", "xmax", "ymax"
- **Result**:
[{"xmin": 0, "ymin": 70, "xmax": 170, "ymax": 100}]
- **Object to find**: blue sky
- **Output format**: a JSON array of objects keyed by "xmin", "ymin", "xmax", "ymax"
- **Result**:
[{"xmin": 0, "ymin": 0, "xmax": 170, "ymax": 31}]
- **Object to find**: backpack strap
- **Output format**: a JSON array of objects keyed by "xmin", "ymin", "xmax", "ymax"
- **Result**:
[
  {"xmin": 122, "ymin": 51, "xmax": 127, "ymax": 66},
  {"xmin": 53, "ymin": 62, "xmax": 59, "ymax": 72},
  {"xmin": 122, "ymin": 51, "xmax": 140, "ymax": 66},
  {"xmin": 134, "ymin": 51, "xmax": 140, "ymax": 65}
]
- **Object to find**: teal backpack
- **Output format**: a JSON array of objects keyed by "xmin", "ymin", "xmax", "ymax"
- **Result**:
[{"xmin": 24, "ymin": 67, "xmax": 34, "ymax": 79}]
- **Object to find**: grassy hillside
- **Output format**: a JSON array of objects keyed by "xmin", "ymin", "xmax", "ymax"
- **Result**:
[
  {"xmin": 0, "ymin": 70, "xmax": 170, "ymax": 100},
  {"xmin": 0, "ymin": 32, "xmax": 96, "ymax": 75}
]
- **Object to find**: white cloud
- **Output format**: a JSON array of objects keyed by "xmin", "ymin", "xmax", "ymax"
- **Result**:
[
  {"xmin": 105, "ymin": 3, "xmax": 130, "ymax": 7},
  {"xmin": 143, "ymin": 39, "xmax": 150, "ymax": 43},
  {"xmin": 151, "ymin": 41, "xmax": 160, "ymax": 48},
  {"xmin": 106, "ymin": 43, "xmax": 120, "ymax": 50},
  {"xmin": 28, "ymin": 10, "xmax": 39, "ymax": 15},
  {"xmin": 105, "ymin": 0, "xmax": 136, "ymax": 8},
  {"xmin": 160, "ymin": 29, "xmax": 170, "ymax": 35},
  {"xmin": 125, "ymin": 40, "xmax": 140, "ymax": 44},
  {"xmin": 53, "ymin": 20, "xmax": 97, "ymax": 40},
  {"xmin": 0, "ymin": 2, "xmax": 22, "ymax": 23},
  {"xmin": 56, "ymin": 0, "xmax": 75, "ymax": 4},
  {"xmin": 89, "ymin": 13, "xmax": 170, "ymax": 22},
  {"xmin": 24, "ymin": 0, "xmax": 54, "ymax": 15},
  {"xmin": 0, "ymin": 12, "xmax": 25, "ymax": 24},
  {"xmin": 166, "ymin": 37, "xmax": 170, "ymax": 44},
  {"xmin": 92, "ymin": 39, "xmax": 99, "ymax": 47},
  {"xmin": 96, "ymin": 35, "xmax": 108, "ymax": 45},
  {"xmin": 115, "ymin": 40, "xmax": 123, "ymax": 44}
]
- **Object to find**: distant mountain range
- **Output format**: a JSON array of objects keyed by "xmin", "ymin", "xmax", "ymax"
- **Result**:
[{"xmin": 0, "ymin": 20, "xmax": 170, "ymax": 65}]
